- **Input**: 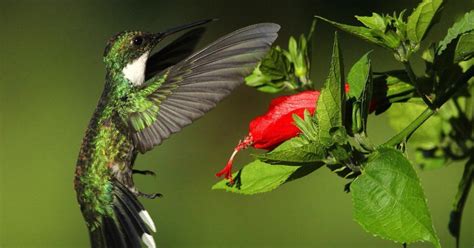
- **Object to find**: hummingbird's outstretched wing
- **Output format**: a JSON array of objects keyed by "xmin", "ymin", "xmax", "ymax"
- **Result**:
[
  {"xmin": 144, "ymin": 27, "xmax": 206, "ymax": 81},
  {"xmin": 122, "ymin": 23, "xmax": 280, "ymax": 153}
]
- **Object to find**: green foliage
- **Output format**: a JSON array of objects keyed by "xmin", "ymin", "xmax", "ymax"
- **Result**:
[
  {"xmin": 438, "ymin": 10, "xmax": 474, "ymax": 54},
  {"xmin": 292, "ymin": 110, "xmax": 319, "ymax": 141},
  {"xmin": 356, "ymin": 13, "xmax": 386, "ymax": 31},
  {"xmin": 369, "ymin": 71, "xmax": 415, "ymax": 114},
  {"xmin": 387, "ymin": 101, "xmax": 443, "ymax": 150},
  {"xmin": 258, "ymin": 111, "xmax": 325, "ymax": 165},
  {"xmin": 454, "ymin": 31, "xmax": 474, "ymax": 63},
  {"xmin": 407, "ymin": 0, "xmax": 443, "ymax": 44},
  {"xmin": 214, "ymin": 1, "xmax": 474, "ymax": 247},
  {"xmin": 347, "ymin": 52, "xmax": 373, "ymax": 134},
  {"xmin": 244, "ymin": 19, "xmax": 316, "ymax": 93},
  {"xmin": 317, "ymin": 0, "xmax": 444, "ymax": 61},
  {"xmin": 258, "ymin": 136, "xmax": 325, "ymax": 165},
  {"xmin": 315, "ymin": 15, "xmax": 398, "ymax": 50},
  {"xmin": 347, "ymin": 52, "xmax": 371, "ymax": 99},
  {"xmin": 212, "ymin": 160, "xmax": 319, "ymax": 195},
  {"xmin": 316, "ymin": 33, "xmax": 346, "ymax": 146},
  {"xmin": 351, "ymin": 147, "xmax": 441, "ymax": 248},
  {"xmin": 449, "ymin": 159, "xmax": 474, "ymax": 245},
  {"xmin": 387, "ymin": 90, "xmax": 473, "ymax": 170},
  {"xmin": 244, "ymin": 47, "xmax": 292, "ymax": 93},
  {"xmin": 286, "ymin": 36, "xmax": 309, "ymax": 81}
]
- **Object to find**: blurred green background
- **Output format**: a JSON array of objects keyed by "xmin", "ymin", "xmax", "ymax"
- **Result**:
[{"xmin": 1, "ymin": 0, "xmax": 473, "ymax": 247}]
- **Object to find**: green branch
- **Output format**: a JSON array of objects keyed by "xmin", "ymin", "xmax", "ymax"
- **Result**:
[
  {"xmin": 384, "ymin": 66, "xmax": 474, "ymax": 147},
  {"xmin": 435, "ymin": 66, "xmax": 474, "ymax": 106},
  {"xmin": 403, "ymin": 60, "xmax": 435, "ymax": 109},
  {"xmin": 449, "ymin": 156, "xmax": 473, "ymax": 248},
  {"xmin": 384, "ymin": 107, "xmax": 435, "ymax": 146}
]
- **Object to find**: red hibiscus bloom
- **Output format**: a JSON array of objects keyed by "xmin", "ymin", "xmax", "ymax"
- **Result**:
[{"xmin": 216, "ymin": 90, "xmax": 320, "ymax": 182}]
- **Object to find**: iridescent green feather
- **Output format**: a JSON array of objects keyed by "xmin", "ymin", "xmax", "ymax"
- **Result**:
[
  {"xmin": 116, "ymin": 74, "xmax": 169, "ymax": 132},
  {"xmin": 79, "ymin": 119, "xmax": 125, "ymax": 230}
]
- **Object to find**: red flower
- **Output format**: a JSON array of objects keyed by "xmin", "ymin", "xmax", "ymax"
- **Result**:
[
  {"xmin": 216, "ymin": 90, "xmax": 320, "ymax": 182},
  {"xmin": 215, "ymin": 84, "xmax": 355, "ymax": 183}
]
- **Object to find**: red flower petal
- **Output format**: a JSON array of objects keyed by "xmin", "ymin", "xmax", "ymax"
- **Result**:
[
  {"xmin": 250, "ymin": 90, "xmax": 320, "ymax": 149},
  {"xmin": 216, "ymin": 91, "xmax": 320, "ymax": 182}
]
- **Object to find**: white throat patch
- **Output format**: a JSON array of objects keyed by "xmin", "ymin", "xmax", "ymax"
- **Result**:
[{"xmin": 122, "ymin": 52, "xmax": 149, "ymax": 86}]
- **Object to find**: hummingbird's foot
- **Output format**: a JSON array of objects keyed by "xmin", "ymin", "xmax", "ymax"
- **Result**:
[
  {"xmin": 137, "ymin": 191, "xmax": 163, "ymax": 199},
  {"xmin": 132, "ymin": 169, "xmax": 156, "ymax": 176}
]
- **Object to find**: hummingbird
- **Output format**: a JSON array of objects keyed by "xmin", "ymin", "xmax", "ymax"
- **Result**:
[{"xmin": 74, "ymin": 19, "xmax": 279, "ymax": 248}]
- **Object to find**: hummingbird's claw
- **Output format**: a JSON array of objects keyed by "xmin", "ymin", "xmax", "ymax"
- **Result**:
[
  {"xmin": 137, "ymin": 191, "xmax": 163, "ymax": 199},
  {"xmin": 132, "ymin": 169, "xmax": 156, "ymax": 176}
]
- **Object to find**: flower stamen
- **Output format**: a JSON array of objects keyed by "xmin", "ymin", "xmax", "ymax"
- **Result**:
[{"xmin": 216, "ymin": 135, "xmax": 253, "ymax": 183}]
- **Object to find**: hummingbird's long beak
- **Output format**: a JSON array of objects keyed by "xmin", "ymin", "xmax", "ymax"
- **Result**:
[{"xmin": 152, "ymin": 18, "xmax": 217, "ymax": 44}]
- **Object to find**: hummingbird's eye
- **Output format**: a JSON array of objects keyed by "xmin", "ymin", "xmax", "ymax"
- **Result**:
[{"xmin": 132, "ymin": 36, "xmax": 144, "ymax": 46}]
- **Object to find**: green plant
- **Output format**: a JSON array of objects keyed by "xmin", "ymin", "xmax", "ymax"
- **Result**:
[{"xmin": 213, "ymin": 1, "xmax": 474, "ymax": 247}]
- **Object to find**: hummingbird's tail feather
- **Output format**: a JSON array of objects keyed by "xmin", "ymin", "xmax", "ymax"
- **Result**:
[
  {"xmin": 89, "ymin": 216, "xmax": 127, "ymax": 248},
  {"xmin": 89, "ymin": 181, "xmax": 157, "ymax": 248},
  {"xmin": 113, "ymin": 181, "xmax": 157, "ymax": 248}
]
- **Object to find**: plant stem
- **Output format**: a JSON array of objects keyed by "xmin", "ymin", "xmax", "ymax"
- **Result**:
[
  {"xmin": 384, "ymin": 107, "xmax": 435, "ymax": 146},
  {"xmin": 403, "ymin": 60, "xmax": 434, "ymax": 109},
  {"xmin": 435, "ymin": 66, "xmax": 474, "ymax": 106},
  {"xmin": 466, "ymin": 83, "xmax": 474, "ymax": 122},
  {"xmin": 449, "ymin": 157, "xmax": 473, "ymax": 248},
  {"xmin": 383, "ymin": 65, "xmax": 474, "ymax": 147}
]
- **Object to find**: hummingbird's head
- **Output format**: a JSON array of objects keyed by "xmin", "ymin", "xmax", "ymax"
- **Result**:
[
  {"xmin": 103, "ymin": 31, "xmax": 161, "ymax": 86},
  {"xmin": 102, "ymin": 19, "xmax": 216, "ymax": 86}
]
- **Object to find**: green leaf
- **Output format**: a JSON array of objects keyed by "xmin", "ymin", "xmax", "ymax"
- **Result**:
[
  {"xmin": 212, "ymin": 160, "xmax": 319, "ymax": 195},
  {"xmin": 385, "ymin": 74, "xmax": 413, "ymax": 96},
  {"xmin": 293, "ymin": 109, "xmax": 319, "ymax": 141},
  {"xmin": 356, "ymin": 13, "xmax": 386, "ymax": 31},
  {"xmin": 407, "ymin": 0, "xmax": 443, "ymax": 43},
  {"xmin": 454, "ymin": 31, "xmax": 474, "ymax": 63},
  {"xmin": 351, "ymin": 147, "xmax": 441, "ymax": 248},
  {"xmin": 255, "ymin": 85, "xmax": 285, "ymax": 93},
  {"xmin": 422, "ymin": 44, "xmax": 436, "ymax": 64},
  {"xmin": 348, "ymin": 52, "xmax": 371, "ymax": 99},
  {"xmin": 459, "ymin": 57, "xmax": 474, "ymax": 72},
  {"xmin": 244, "ymin": 46, "xmax": 296, "ymax": 93},
  {"xmin": 288, "ymin": 36, "xmax": 298, "ymax": 59},
  {"xmin": 315, "ymin": 16, "xmax": 395, "ymax": 50},
  {"xmin": 359, "ymin": 62, "xmax": 373, "ymax": 134},
  {"xmin": 327, "ymin": 127, "xmax": 352, "ymax": 161},
  {"xmin": 438, "ymin": 10, "xmax": 474, "ymax": 55},
  {"xmin": 259, "ymin": 47, "xmax": 289, "ymax": 79},
  {"xmin": 245, "ymin": 27, "xmax": 316, "ymax": 93},
  {"xmin": 316, "ymin": 33, "xmax": 345, "ymax": 146},
  {"xmin": 371, "ymin": 71, "xmax": 414, "ymax": 114},
  {"xmin": 258, "ymin": 136, "xmax": 325, "ymax": 165},
  {"xmin": 245, "ymin": 66, "xmax": 272, "ymax": 87}
]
